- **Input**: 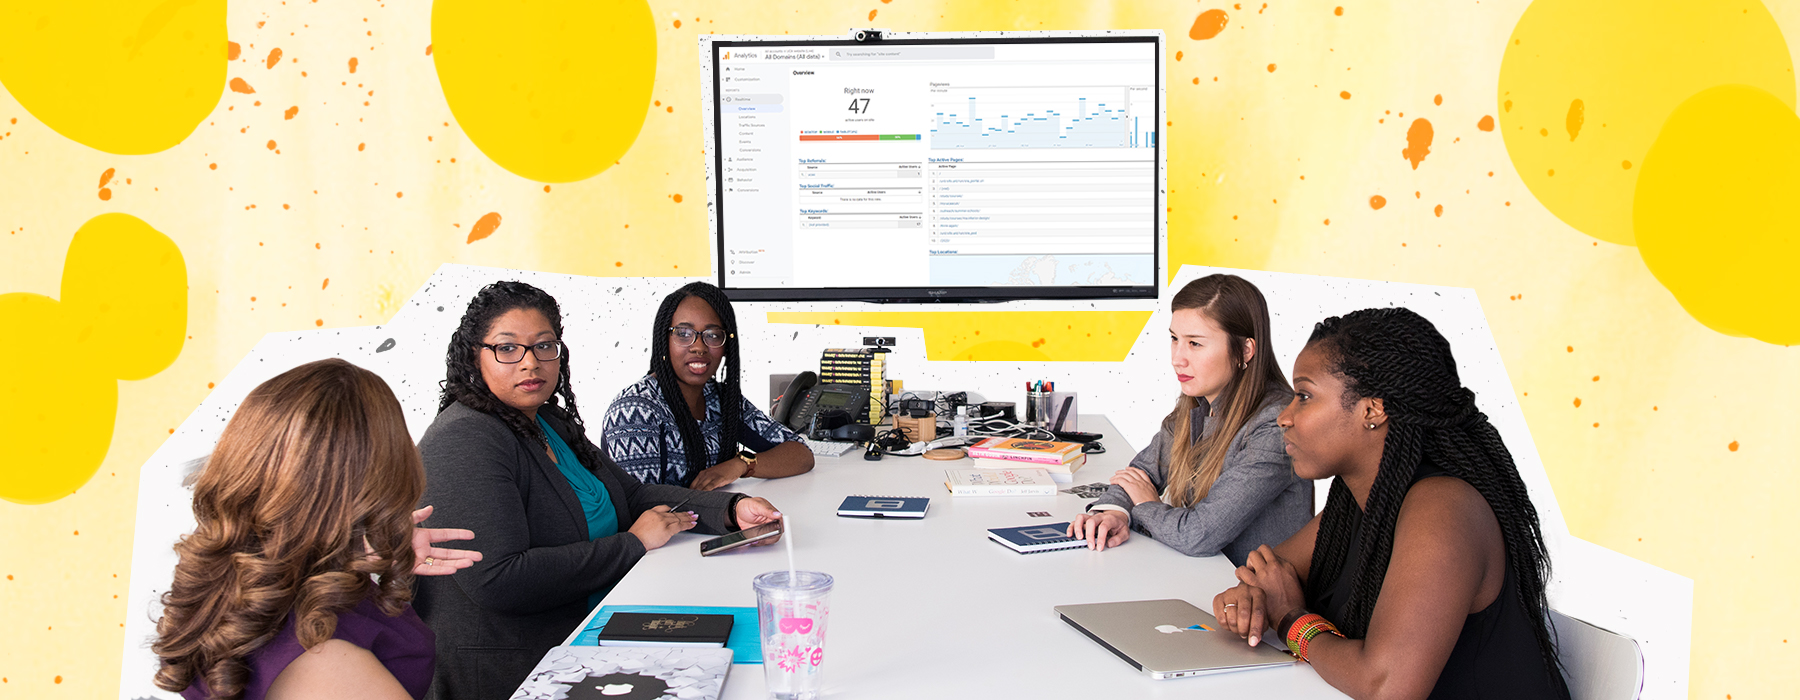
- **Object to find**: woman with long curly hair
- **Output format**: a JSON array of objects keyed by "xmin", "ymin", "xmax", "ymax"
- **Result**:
[
  {"xmin": 602, "ymin": 281, "xmax": 813, "ymax": 490},
  {"xmin": 1213, "ymin": 308, "xmax": 1568, "ymax": 699},
  {"xmin": 152, "ymin": 358, "xmax": 480, "ymax": 700},
  {"xmin": 1067, "ymin": 274, "xmax": 1311, "ymax": 564},
  {"xmin": 414, "ymin": 280, "xmax": 784, "ymax": 700}
]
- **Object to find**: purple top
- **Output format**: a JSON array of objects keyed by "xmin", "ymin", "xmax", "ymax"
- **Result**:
[{"xmin": 181, "ymin": 593, "xmax": 435, "ymax": 700}]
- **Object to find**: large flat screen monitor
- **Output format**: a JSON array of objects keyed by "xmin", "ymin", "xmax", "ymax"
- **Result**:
[{"xmin": 702, "ymin": 31, "xmax": 1164, "ymax": 303}]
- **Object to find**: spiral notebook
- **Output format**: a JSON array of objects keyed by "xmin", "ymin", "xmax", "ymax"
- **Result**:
[
  {"xmin": 988, "ymin": 522, "xmax": 1087, "ymax": 554},
  {"xmin": 836, "ymin": 495, "xmax": 931, "ymax": 518}
]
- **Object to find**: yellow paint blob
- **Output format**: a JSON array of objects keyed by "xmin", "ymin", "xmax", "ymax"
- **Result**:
[
  {"xmin": 0, "ymin": 0, "xmax": 227, "ymax": 155},
  {"xmin": 1633, "ymin": 85, "xmax": 1800, "ymax": 345},
  {"xmin": 0, "ymin": 214, "xmax": 186, "ymax": 504},
  {"xmin": 432, "ymin": 0, "xmax": 656, "ymax": 183},
  {"xmin": 765, "ymin": 311, "xmax": 1151, "ymax": 362},
  {"xmin": 1497, "ymin": 0, "xmax": 1793, "ymax": 245}
]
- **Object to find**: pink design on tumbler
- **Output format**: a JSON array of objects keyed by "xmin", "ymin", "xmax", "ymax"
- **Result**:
[
  {"xmin": 809, "ymin": 647, "xmax": 824, "ymax": 666},
  {"xmin": 779, "ymin": 617, "xmax": 814, "ymax": 634}
]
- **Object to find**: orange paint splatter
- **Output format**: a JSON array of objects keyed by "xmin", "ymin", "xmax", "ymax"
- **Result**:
[
  {"xmin": 1477, "ymin": 115, "xmax": 1494, "ymax": 132},
  {"xmin": 868, "ymin": 9, "xmax": 877, "ymax": 20},
  {"xmin": 672, "ymin": 193, "xmax": 684, "ymax": 203},
  {"xmin": 1267, "ymin": 63, "xmax": 1277, "ymax": 73},
  {"xmin": 1176, "ymin": 51, "xmax": 1183, "ymax": 61},
  {"xmin": 322, "ymin": 278, "xmax": 329, "ymax": 290},
  {"xmin": 229, "ymin": 77, "xmax": 256, "ymax": 94},
  {"xmin": 426, "ymin": 44, "xmax": 433, "ymax": 55},
  {"xmin": 1190, "ymin": 9, "xmax": 1230, "ymax": 40},
  {"xmin": 396, "ymin": 191, "xmax": 403, "ymax": 198},
  {"xmin": 467, "ymin": 212, "xmax": 502, "ymax": 243},
  {"xmin": 1573, "ymin": 398, "xmax": 1582, "ymax": 407},
  {"xmin": 358, "ymin": 142, "xmax": 365, "ymax": 151},
  {"xmin": 1323, "ymin": 218, "xmax": 1330, "ymax": 225},
  {"xmin": 1433, "ymin": 94, "xmax": 1442, "ymax": 106},
  {"xmin": 615, "ymin": 261, "xmax": 623, "ymax": 267},
  {"xmin": 227, "ymin": 41, "xmax": 241, "ymax": 60},
  {"xmin": 284, "ymin": 106, "xmax": 298, "ymax": 120},
  {"xmin": 673, "ymin": 19, "xmax": 681, "ymax": 28},
  {"xmin": 98, "ymin": 188, "xmax": 111, "ymax": 201},
  {"xmin": 1729, "ymin": 441, "xmax": 1739, "ymax": 452},
  {"xmin": 1401, "ymin": 118, "xmax": 1433, "ymax": 169},
  {"xmin": 266, "ymin": 139, "xmax": 277, "ymax": 150},
  {"xmin": 1621, "ymin": 160, "xmax": 1633, "ymax": 169},
  {"xmin": 209, "ymin": 163, "xmax": 217, "ymax": 170},
  {"xmin": 1565, "ymin": 98, "xmax": 1586, "ymax": 141},
  {"xmin": 315, "ymin": 319, "xmax": 324, "ymax": 327},
  {"xmin": 1369, "ymin": 195, "xmax": 1387, "ymax": 210},
  {"xmin": 1193, "ymin": 77, "xmax": 1200, "ymax": 85},
  {"xmin": 348, "ymin": 57, "xmax": 359, "ymax": 73},
  {"xmin": 1434, "ymin": 204, "xmax": 1443, "ymax": 217},
  {"xmin": 544, "ymin": 185, "xmax": 552, "ymax": 192},
  {"xmin": 1339, "ymin": 91, "xmax": 1351, "ymax": 99},
  {"xmin": 266, "ymin": 48, "xmax": 283, "ymax": 69},
  {"xmin": 1334, "ymin": 6, "xmax": 1344, "ymax": 15},
  {"xmin": 98, "ymin": 168, "xmax": 114, "ymax": 189}
]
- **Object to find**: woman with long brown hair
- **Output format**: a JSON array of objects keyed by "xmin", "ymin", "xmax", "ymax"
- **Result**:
[
  {"xmin": 152, "ymin": 359, "xmax": 479, "ymax": 700},
  {"xmin": 1068, "ymin": 274, "xmax": 1312, "ymax": 565}
]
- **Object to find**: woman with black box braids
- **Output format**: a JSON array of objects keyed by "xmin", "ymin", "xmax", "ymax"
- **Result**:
[{"xmin": 1212, "ymin": 307, "xmax": 1568, "ymax": 700}]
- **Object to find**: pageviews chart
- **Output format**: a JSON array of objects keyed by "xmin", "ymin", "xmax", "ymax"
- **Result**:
[{"xmin": 715, "ymin": 40, "xmax": 1157, "ymax": 292}]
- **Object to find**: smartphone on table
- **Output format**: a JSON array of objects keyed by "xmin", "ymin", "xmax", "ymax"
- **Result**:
[{"xmin": 698, "ymin": 521, "xmax": 783, "ymax": 556}]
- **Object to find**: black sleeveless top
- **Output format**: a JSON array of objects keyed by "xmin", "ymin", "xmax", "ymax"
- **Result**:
[{"xmin": 1310, "ymin": 459, "xmax": 1570, "ymax": 699}]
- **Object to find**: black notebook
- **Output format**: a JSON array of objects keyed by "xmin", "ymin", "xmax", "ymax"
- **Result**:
[{"xmin": 596, "ymin": 612, "xmax": 734, "ymax": 648}]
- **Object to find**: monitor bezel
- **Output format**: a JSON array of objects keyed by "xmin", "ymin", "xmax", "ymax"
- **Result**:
[{"xmin": 701, "ymin": 31, "xmax": 1165, "ymax": 304}]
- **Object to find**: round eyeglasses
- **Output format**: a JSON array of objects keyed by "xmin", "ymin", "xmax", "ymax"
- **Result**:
[
  {"xmin": 669, "ymin": 327, "xmax": 732, "ymax": 348},
  {"xmin": 479, "ymin": 340, "xmax": 564, "ymax": 364}
]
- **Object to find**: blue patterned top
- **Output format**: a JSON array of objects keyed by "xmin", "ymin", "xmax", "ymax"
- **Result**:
[{"xmin": 602, "ymin": 375, "xmax": 802, "ymax": 486}]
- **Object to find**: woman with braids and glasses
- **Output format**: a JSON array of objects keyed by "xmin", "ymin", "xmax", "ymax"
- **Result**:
[
  {"xmin": 414, "ymin": 281, "xmax": 783, "ymax": 700},
  {"xmin": 152, "ymin": 359, "xmax": 481, "ymax": 700},
  {"xmin": 1067, "ymin": 274, "xmax": 1311, "ymax": 565},
  {"xmin": 602, "ymin": 281, "xmax": 813, "ymax": 490},
  {"xmin": 1213, "ymin": 307, "xmax": 1568, "ymax": 699}
]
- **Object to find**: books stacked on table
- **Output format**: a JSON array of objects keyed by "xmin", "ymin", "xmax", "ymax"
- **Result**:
[
  {"xmin": 944, "ymin": 467, "xmax": 1058, "ymax": 496},
  {"xmin": 819, "ymin": 347, "xmax": 887, "ymax": 424},
  {"xmin": 966, "ymin": 437, "xmax": 1087, "ymax": 483}
]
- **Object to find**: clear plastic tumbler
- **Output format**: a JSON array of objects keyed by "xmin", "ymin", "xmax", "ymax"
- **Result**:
[{"xmin": 753, "ymin": 570, "xmax": 833, "ymax": 700}]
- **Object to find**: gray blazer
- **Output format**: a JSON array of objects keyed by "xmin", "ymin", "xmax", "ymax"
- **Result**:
[
  {"xmin": 413, "ymin": 401, "xmax": 743, "ymax": 700},
  {"xmin": 1088, "ymin": 387, "xmax": 1312, "ymax": 566}
]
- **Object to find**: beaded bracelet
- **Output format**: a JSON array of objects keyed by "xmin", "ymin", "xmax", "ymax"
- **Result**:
[{"xmin": 1283, "ymin": 612, "xmax": 1344, "ymax": 661}]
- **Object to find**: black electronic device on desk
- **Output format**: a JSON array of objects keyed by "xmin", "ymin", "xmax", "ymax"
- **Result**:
[{"xmin": 772, "ymin": 371, "xmax": 871, "ymax": 434}]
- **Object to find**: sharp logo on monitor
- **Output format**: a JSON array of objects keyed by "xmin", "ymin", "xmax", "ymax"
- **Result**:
[{"xmin": 706, "ymin": 31, "xmax": 1164, "ymax": 303}]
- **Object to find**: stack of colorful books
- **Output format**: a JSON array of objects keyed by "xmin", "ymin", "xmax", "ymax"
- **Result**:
[
  {"xmin": 818, "ymin": 347, "xmax": 886, "ymax": 424},
  {"xmin": 966, "ymin": 437, "xmax": 1087, "ymax": 483}
]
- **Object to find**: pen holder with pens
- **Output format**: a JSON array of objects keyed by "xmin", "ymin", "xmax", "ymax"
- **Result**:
[{"xmin": 1024, "ymin": 384, "xmax": 1053, "ymax": 427}]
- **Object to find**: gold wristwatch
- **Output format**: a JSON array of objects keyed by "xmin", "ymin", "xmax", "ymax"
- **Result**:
[{"xmin": 737, "ymin": 450, "xmax": 758, "ymax": 478}]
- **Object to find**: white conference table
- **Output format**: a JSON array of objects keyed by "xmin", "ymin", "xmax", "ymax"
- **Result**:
[{"xmin": 566, "ymin": 415, "xmax": 1345, "ymax": 699}]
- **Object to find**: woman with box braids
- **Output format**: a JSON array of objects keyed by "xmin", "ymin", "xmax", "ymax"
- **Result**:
[
  {"xmin": 648, "ymin": 282, "xmax": 742, "ymax": 481},
  {"xmin": 1212, "ymin": 307, "xmax": 1568, "ymax": 699},
  {"xmin": 603, "ymin": 281, "xmax": 813, "ymax": 490}
]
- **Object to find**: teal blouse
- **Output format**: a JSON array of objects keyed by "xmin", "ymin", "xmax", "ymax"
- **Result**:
[{"xmin": 539, "ymin": 416, "xmax": 619, "ymax": 609}]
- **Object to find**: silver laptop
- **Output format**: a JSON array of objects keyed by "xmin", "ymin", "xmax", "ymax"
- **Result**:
[{"xmin": 1055, "ymin": 599, "xmax": 1295, "ymax": 679}]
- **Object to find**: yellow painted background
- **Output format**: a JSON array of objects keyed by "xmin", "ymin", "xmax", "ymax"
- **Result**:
[{"xmin": 1, "ymin": 0, "xmax": 1796, "ymax": 697}]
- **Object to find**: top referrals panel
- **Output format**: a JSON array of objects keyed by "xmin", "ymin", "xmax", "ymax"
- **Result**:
[{"xmin": 710, "ymin": 38, "xmax": 1160, "ymax": 301}]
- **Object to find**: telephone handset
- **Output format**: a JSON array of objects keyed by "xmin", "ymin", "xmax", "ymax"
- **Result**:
[{"xmin": 773, "ymin": 371, "xmax": 870, "ymax": 434}]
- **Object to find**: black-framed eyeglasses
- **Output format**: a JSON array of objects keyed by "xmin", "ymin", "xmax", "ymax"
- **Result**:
[
  {"xmin": 479, "ymin": 340, "xmax": 564, "ymax": 364},
  {"xmin": 668, "ymin": 327, "xmax": 732, "ymax": 348}
]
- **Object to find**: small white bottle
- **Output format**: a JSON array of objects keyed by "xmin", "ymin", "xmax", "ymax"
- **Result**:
[{"xmin": 953, "ymin": 405, "xmax": 969, "ymax": 437}]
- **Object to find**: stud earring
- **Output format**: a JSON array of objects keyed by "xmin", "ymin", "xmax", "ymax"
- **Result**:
[{"xmin": 1366, "ymin": 422, "xmax": 1377, "ymax": 430}]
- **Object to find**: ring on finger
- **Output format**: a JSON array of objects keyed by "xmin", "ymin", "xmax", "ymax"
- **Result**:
[
  {"xmin": 424, "ymin": 557, "xmax": 435, "ymax": 566},
  {"xmin": 1225, "ymin": 603, "xmax": 1236, "ymax": 608}
]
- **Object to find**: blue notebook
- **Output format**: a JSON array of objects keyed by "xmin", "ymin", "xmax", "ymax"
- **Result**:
[
  {"xmin": 573, "ymin": 605, "xmax": 761, "ymax": 664},
  {"xmin": 988, "ymin": 522, "xmax": 1087, "ymax": 554},
  {"xmin": 836, "ymin": 495, "xmax": 930, "ymax": 518}
]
